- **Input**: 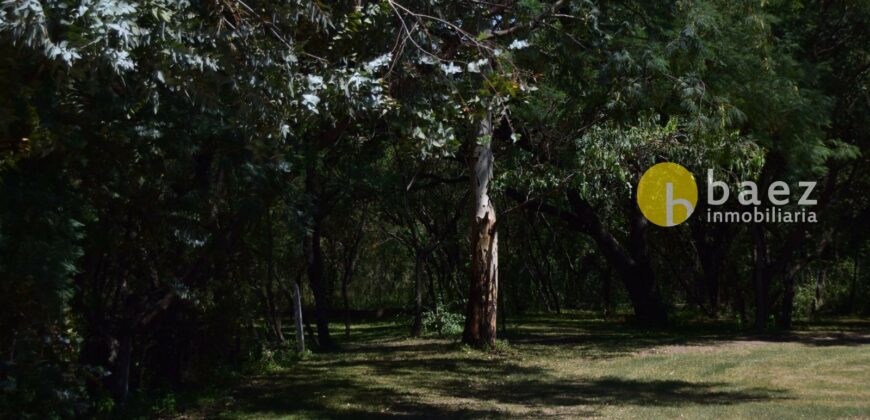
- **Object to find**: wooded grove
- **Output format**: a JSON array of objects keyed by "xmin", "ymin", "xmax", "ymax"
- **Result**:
[{"xmin": 1, "ymin": 0, "xmax": 868, "ymax": 418}]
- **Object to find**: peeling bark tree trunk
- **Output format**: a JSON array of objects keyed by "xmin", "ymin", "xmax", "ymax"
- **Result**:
[{"xmin": 463, "ymin": 116, "xmax": 499, "ymax": 348}]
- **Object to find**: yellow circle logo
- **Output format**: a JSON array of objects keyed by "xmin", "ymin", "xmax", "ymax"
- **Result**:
[{"xmin": 637, "ymin": 162, "xmax": 698, "ymax": 227}]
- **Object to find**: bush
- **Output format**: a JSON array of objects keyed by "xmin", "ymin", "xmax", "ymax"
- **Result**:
[
  {"xmin": 421, "ymin": 300, "xmax": 464, "ymax": 337},
  {"xmin": 250, "ymin": 344, "xmax": 310, "ymax": 372}
]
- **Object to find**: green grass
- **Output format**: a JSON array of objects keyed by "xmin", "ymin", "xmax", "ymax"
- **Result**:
[{"xmin": 172, "ymin": 314, "xmax": 870, "ymax": 419}]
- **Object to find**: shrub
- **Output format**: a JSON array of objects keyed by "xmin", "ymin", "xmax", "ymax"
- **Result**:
[{"xmin": 421, "ymin": 300, "xmax": 465, "ymax": 337}]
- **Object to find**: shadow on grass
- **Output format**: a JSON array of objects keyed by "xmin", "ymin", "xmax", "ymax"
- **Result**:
[
  {"xmin": 439, "ymin": 376, "xmax": 787, "ymax": 408},
  {"xmin": 198, "ymin": 314, "xmax": 869, "ymax": 418},
  {"xmin": 501, "ymin": 314, "xmax": 870, "ymax": 358},
  {"xmin": 216, "ymin": 338, "xmax": 789, "ymax": 419},
  {"xmin": 748, "ymin": 331, "xmax": 870, "ymax": 347},
  {"xmin": 218, "ymin": 360, "xmax": 547, "ymax": 419},
  {"xmin": 221, "ymin": 370, "xmax": 786, "ymax": 419},
  {"xmin": 501, "ymin": 318, "xmax": 740, "ymax": 359},
  {"xmin": 220, "ymin": 374, "xmax": 500, "ymax": 419}
]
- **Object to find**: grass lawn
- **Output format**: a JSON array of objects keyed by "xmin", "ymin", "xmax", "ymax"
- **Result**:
[{"xmin": 172, "ymin": 314, "xmax": 870, "ymax": 419}]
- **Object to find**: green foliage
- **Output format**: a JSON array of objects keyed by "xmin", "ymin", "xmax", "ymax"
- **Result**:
[
  {"xmin": 0, "ymin": 159, "xmax": 89, "ymax": 418},
  {"xmin": 251, "ymin": 345, "xmax": 310, "ymax": 373},
  {"xmin": 0, "ymin": 0, "xmax": 868, "ymax": 416},
  {"xmin": 792, "ymin": 281, "xmax": 816, "ymax": 320},
  {"xmin": 421, "ymin": 301, "xmax": 465, "ymax": 338}
]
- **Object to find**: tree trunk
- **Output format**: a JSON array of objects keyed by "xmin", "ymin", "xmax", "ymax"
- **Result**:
[
  {"xmin": 273, "ymin": 316, "xmax": 285, "ymax": 343},
  {"xmin": 264, "ymin": 216, "xmax": 285, "ymax": 343},
  {"xmin": 691, "ymin": 221, "xmax": 732, "ymax": 317},
  {"xmin": 463, "ymin": 116, "xmax": 499, "ymax": 348},
  {"xmin": 564, "ymin": 189, "xmax": 668, "ymax": 325},
  {"xmin": 292, "ymin": 282, "xmax": 305, "ymax": 353},
  {"xmin": 305, "ymin": 164, "xmax": 333, "ymax": 350},
  {"xmin": 848, "ymin": 248, "xmax": 859, "ymax": 313},
  {"xmin": 505, "ymin": 183, "xmax": 670, "ymax": 325},
  {"xmin": 342, "ymin": 222, "xmax": 364, "ymax": 338},
  {"xmin": 529, "ymin": 217, "xmax": 560, "ymax": 313},
  {"xmin": 753, "ymin": 226, "xmax": 770, "ymax": 330},
  {"xmin": 602, "ymin": 266, "xmax": 612, "ymax": 319},
  {"xmin": 498, "ymin": 271, "xmax": 507, "ymax": 334},
  {"xmin": 622, "ymin": 264, "xmax": 668, "ymax": 325},
  {"xmin": 778, "ymin": 273, "xmax": 796, "ymax": 329},
  {"xmin": 411, "ymin": 251, "xmax": 425, "ymax": 337},
  {"xmin": 425, "ymin": 264, "xmax": 439, "ymax": 316},
  {"xmin": 812, "ymin": 267, "xmax": 827, "ymax": 315},
  {"xmin": 304, "ymin": 221, "xmax": 332, "ymax": 349},
  {"xmin": 111, "ymin": 333, "xmax": 133, "ymax": 403},
  {"xmin": 624, "ymin": 203, "xmax": 667, "ymax": 325},
  {"xmin": 342, "ymin": 274, "xmax": 351, "ymax": 338},
  {"xmin": 523, "ymin": 242, "xmax": 554, "ymax": 312}
]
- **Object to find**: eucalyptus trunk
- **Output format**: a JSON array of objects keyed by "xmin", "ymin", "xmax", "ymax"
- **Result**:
[{"xmin": 463, "ymin": 116, "xmax": 498, "ymax": 348}]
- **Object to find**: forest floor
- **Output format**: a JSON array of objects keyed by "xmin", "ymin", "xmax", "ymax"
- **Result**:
[{"xmin": 170, "ymin": 313, "xmax": 870, "ymax": 419}]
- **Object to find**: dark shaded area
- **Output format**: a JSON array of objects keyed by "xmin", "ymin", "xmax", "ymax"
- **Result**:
[
  {"xmin": 749, "ymin": 332, "xmax": 870, "ymax": 347},
  {"xmin": 223, "ymin": 374, "xmax": 523, "ymax": 419},
  {"xmin": 501, "ymin": 315, "xmax": 870, "ymax": 359},
  {"xmin": 219, "ymin": 357, "xmax": 787, "ymax": 419},
  {"xmin": 439, "ymin": 377, "xmax": 787, "ymax": 408}
]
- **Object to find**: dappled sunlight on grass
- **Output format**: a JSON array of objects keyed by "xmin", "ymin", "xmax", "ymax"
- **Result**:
[{"xmin": 176, "ymin": 314, "xmax": 870, "ymax": 419}]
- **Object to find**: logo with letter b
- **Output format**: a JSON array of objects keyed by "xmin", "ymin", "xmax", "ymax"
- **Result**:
[{"xmin": 637, "ymin": 163, "xmax": 698, "ymax": 227}]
